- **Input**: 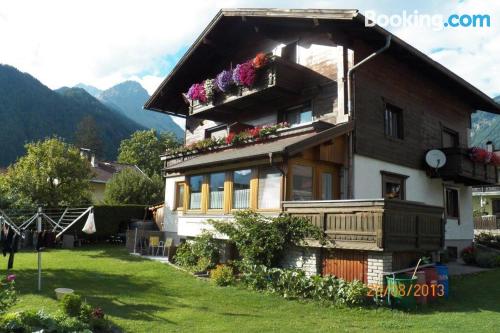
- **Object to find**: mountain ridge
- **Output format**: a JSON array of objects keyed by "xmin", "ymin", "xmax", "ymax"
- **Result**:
[
  {"xmin": 0, "ymin": 64, "xmax": 146, "ymax": 166},
  {"xmin": 75, "ymin": 81, "xmax": 183, "ymax": 138}
]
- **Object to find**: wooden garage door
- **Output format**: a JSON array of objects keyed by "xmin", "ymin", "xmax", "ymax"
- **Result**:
[{"xmin": 322, "ymin": 250, "xmax": 368, "ymax": 283}]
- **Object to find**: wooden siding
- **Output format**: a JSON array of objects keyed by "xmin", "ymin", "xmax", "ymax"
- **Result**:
[
  {"xmin": 322, "ymin": 249, "xmax": 368, "ymax": 283},
  {"xmin": 392, "ymin": 251, "xmax": 422, "ymax": 271},
  {"xmin": 353, "ymin": 39, "xmax": 474, "ymax": 170},
  {"xmin": 282, "ymin": 199, "xmax": 444, "ymax": 252}
]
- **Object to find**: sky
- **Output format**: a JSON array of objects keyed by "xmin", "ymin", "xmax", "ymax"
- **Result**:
[{"xmin": 0, "ymin": 1, "xmax": 498, "ymax": 112}]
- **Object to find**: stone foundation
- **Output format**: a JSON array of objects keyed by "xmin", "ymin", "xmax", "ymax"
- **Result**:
[
  {"xmin": 281, "ymin": 246, "xmax": 320, "ymax": 276},
  {"xmin": 367, "ymin": 252, "xmax": 392, "ymax": 286}
]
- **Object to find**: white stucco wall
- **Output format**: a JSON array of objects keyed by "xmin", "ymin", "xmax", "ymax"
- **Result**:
[
  {"xmin": 353, "ymin": 154, "xmax": 473, "ymax": 243},
  {"xmin": 163, "ymin": 176, "xmax": 184, "ymax": 236}
]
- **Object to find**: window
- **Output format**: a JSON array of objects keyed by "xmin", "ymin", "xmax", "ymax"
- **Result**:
[
  {"xmin": 174, "ymin": 182, "xmax": 185, "ymax": 210},
  {"xmin": 285, "ymin": 103, "xmax": 313, "ymax": 127},
  {"xmin": 292, "ymin": 165, "xmax": 314, "ymax": 200},
  {"xmin": 445, "ymin": 187, "xmax": 459, "ymax": 219},
  {"xmin": 209, "ymin": 172, "xmax": 225, "ymax": 209},
  {"xmin": 381, "ymin": 171, "xmax": 407, "ymax": 200},
  {"xmin": 320, "ymin": 172, "xmax": 334, "ymax": 200},
  {"xmin": 233, "ymin": 169, "xmax": 252, "ymax": 209},
  {"xmin": 258, "ymin": 167, "xmax": 281, "ymax": 209},
  {"xmin": 493, "ymin": 199, "xmax": 500, "ymax": 215},
  {"xmin": 384, "ymin": 104, "xmax": 403, "ymax": 139},
  {"xmin": 442, "ymin": 127, "xmax": 459, "ymax": 148},
  {"xmin": 205, "ymin": 125, "xmax": 227, "ymax": 140},
  {"xmin": 189, "ymin": 175, "xmax": 204, "ymax": 210}
]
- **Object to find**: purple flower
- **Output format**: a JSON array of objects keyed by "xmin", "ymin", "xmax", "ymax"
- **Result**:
[
  {"xmin": 186, "ymin": 83, "xmax": 207, "ymax": 103},
  {"xmin": 232, "ymin": 64, "xmax": 242, "ymax": 85},
  {"xmin": 6, "ymin": 274, "xmax": 16, "ymax": 282},
  {"xmin": 216, "ymin": 69, "xmax": 234, "ymax": 92}
]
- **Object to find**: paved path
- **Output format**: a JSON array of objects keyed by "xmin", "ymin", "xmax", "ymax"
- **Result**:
[{"xmin": 447, "ymin": 260, "xmax": 491, "ymax": 276}]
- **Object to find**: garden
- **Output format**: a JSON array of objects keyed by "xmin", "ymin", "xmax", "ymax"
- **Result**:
[{"xmin": 1, "ymin": 246, "xmax": 499, "ymax": 333}]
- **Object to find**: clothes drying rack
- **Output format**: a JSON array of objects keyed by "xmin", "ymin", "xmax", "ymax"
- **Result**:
[{"xmin": 0, "ymin": 206, "xmax": 92, "ymax": 291}]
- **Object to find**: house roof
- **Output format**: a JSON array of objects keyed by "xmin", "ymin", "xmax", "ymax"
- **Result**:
[
  {"xmin": 91, "ymin": 161, "xmax": 144, "ymax": 184},
  {"xmin": 165, "ymin": 121, "xmax": 353, "ymax": 172},
  {"xmin": 144, "ymin": 8, "xmax": 500, "ymax": 116}
]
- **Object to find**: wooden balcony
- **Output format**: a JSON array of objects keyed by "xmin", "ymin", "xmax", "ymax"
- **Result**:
[
  {"xmin": 188, "ymin": 56, "xmax": 332, "ymax": 120},
  {"xmin": 430, "ymin": 148, "xmax": 498, "ymax": 185},
  {"xmin": 282, "ymin": 199, "xmax": 444, "ymax": 252}
]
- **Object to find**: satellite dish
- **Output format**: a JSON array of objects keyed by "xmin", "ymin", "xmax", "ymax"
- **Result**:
[{"xmin": 425, "ymin": 149, "xmax": 446, "ymax": 169}]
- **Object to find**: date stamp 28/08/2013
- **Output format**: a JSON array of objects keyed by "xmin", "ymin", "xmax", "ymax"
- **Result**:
[{"xmin": 367, "ymin": 284, "xmax": 445, "ymax": 297}]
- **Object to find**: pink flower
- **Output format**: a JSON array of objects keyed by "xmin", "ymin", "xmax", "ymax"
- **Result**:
[{"xmin": 6, "ymin": 274, "xmax": 16, "ymax": 282}]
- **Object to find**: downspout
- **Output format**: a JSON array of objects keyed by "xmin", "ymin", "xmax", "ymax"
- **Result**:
[{"xmin": 346, "ymin": 35, "xmax": 392, "ymax": 199}]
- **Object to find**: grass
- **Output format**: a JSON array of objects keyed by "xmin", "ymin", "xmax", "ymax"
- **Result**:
[{"xmin": 3, "ymin": 246, "xmax": 500, "ymax": 332}]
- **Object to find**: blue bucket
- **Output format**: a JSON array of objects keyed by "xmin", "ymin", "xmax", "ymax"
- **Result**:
[{"xmin": 435, "ymin": 264, "xmax": 449, "ymax": 298}]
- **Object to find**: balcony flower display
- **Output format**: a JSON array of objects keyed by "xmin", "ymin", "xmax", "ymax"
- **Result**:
[
  {"xmin": 233, "ymin": 61, "xmax": 256, "ymax": 87},
  {"xmin": 203, "ymin": 79, "xmax": 216, "ymax": 101},
  {"xmin": 252, "ymin": 52, "xmax": 269, "ymax": 69},
  {"xmin": 469, "ymin": 147, "xmax": 500, "ymax": 166},
  {"xmin": 187, "ymin": 83, "xmax": 207, "ymax": 103},
  {"xmin": 167, "ymin": 122, "xmax": 289, "ymax": 157},
  {"xmin": 216, "ymin": 69, "xmax": 234, "ymax": 92}
]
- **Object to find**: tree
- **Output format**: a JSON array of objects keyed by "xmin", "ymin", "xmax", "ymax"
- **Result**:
[
  {"xmin": 117, "ymin": 129, "xmax": 180, "ymax": 176},
  {"xmin": 2, "ymin": 137, "xmax": 92, "ymax": 207},
  {"xmin": 75, "ymin": 116, "xmax": 104, "ymax": 158},
  {"xmin": 103, "ymin": 168, "xmax": 163, "ymax": 205}
]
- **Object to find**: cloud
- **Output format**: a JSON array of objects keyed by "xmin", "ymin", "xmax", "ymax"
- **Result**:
[{"xmin": 0, "ymin": 0, "xmax": 497, "ymax": 99}]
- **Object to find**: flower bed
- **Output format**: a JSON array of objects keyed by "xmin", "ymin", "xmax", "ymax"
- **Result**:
[{"xmin": 469, "ymin": 147, "xmax": 500, "ymax": 166}]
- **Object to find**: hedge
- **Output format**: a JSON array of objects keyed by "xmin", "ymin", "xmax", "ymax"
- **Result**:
[{"xmin": 66, "ymin": 205, "xmax": 150, "ymax": 240}]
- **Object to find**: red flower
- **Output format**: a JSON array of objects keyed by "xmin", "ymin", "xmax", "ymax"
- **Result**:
[
  {"xmin": 252, "ymin": 52, "xmax": 268, "ymax": 69},
  {"xmin": 226, "ymin": 133, "xmax": 235, "ymax": 145},
  {"xmin": 249, "ymin": 127, "xmax": 261, "ymax": 138},
  {"xmin": 6, "ymin": 274, "xmax": 16, "ymax": 282}
]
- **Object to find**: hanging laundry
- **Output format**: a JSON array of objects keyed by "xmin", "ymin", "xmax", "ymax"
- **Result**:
[
  {"xmin": 7, "ymin": 232, "xmax": 19, "ymax": 270},
  {"xmin": 82, "ymin": 210, "xmax": 96, "ymax": 235}
]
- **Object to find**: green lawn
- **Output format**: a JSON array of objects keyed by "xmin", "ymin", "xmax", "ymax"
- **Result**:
[{"xmin": 3, "ymin": 246, "xmax": 500, "ymax": 332}]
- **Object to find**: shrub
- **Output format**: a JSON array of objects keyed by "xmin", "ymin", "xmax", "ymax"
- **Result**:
[
  {"xmin": 174, "ymin": 242, "xmax": 198, "ymax": 268},
  {"xmin": 460, "ymin": 246, "xmax": 476, "ymax": 265},
  {"xmin": 475, "ymin": 251, "xmax": 497, "ymax": 268},
  {"xmin": 210, "ymin": 265, "xmax": 235, "ymax": 286},
  {"xmin": 239, "ymin": 264, "xmax": 368, "ymax": 306},
  {"xmin": 60, "ymin": 293, "xmax": 83, "ymax": 317},
  {"xmin": 210, "ymin": 211, "xmax": 325, "ymax": 267},
  {"xmin": 0, "ymin": 310, "xmax": 91, "ymax": 333},
  {"xmin": 175, "ymin": 232, "xmax": 220, "ymax": 271},
  {"xmin": 0, "ymin": 276, "xmax": 17, "ymax": 314}
]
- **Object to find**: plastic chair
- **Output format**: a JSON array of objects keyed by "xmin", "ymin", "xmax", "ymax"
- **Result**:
[{"xmin": 148, "ymin": 236, "xmax": 160, "ymax": 255}]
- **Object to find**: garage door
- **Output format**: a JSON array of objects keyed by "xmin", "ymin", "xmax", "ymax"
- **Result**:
[{"xmin": 322, "ymin": 250, "xmax": 368, "ymax": 283}]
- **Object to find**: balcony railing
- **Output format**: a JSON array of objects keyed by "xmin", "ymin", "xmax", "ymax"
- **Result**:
[
  {"xmin": 430, "ymin": 148, "xmax": 498, "ymax": 185},
  {"xmin": 474, "ymin": 215, "xmax": 500, "ymax": 230},
  {"xmin": 282, "ymin": 199, "xmax": 444, "ymax": 252},
  {"xmin": 188, "ymin": 56, "xmax": 332, "ymax": 119}
]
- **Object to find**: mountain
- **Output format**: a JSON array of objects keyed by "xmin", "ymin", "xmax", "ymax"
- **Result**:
[
  {"xmin": 0, "ymin": 64, "xmax": 146, "ymax": 166},
  {"xmin": 74, "ymin": 83, "xmax": 102, "ymax": 98},
  {"xmin": 471, "ymin": 95, "xmax": 500, "ymax": 148},
  {"xmin": 76, "ymin": 81, "xmax": 183, "ymax": 138}
]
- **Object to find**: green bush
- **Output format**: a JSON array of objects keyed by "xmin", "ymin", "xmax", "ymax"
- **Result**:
[
  {"xmin": 0, "ymin": 310, "xmax": 91, "ymax": 333},
  {"xmin": 475, "ymin": 251, "xmax": 497, "ymax": 268},
  {"xmin": 174, "ymin": 242, "xmax": 198, "ymax": 268},
  {"xmin": 210, "ymin": 265, "xmax": 235, "ymax": 286},
  {"xmin": 60, "ymin": 294, "xmax": 83, "ymax": 317},
  {"xmin": 174, "ymin": 232, "xmax": 220, "ymax": 271},
  {"xmin": 0, "ymin": 276, "xmax": 16, "ymax": 314},
  {"xmin": 460, "ymin": 246, "xmax": 476, "ymax": 265},
  {"xmin": 240, "ymin": 264, "xmax": 368, "ymax": 306},
  {"xmin": 210, "ymin": 211, "xmax": 324, "ymax": 267}
]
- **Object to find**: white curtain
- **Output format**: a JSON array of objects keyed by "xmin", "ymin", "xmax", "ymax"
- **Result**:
[
  {"xmin": 233, "ymin": 189, "xmax": 250, "ymax": 209},
  {"xmin": 190, "ymin": 192, "xmax": 202, "ymax": 209},
  {"xmin": 258, "ymin": 169, "xmax": 281, "ymax": 209},
  {"xmin": 209, "ymin": 191, "xmax": 224, "ymax": 209}
]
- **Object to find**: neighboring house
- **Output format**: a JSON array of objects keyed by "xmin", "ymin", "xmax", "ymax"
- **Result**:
[
  {"xmin": 144, "ymin": 9, "xmax": 500, "ymax": 285},
  {"xmin": 80, "ymin": 148, "xmax": 143, "ymax": 203}
]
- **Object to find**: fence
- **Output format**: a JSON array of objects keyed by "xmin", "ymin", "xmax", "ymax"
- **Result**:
[{"xmin": 474, "ymin": 215, "xmax": 500, "ymax": 230}]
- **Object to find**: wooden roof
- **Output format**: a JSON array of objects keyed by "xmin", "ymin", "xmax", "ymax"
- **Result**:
[{"xmin": 144, "ymin": 8, "xmax": 499, "ymax": 116}]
